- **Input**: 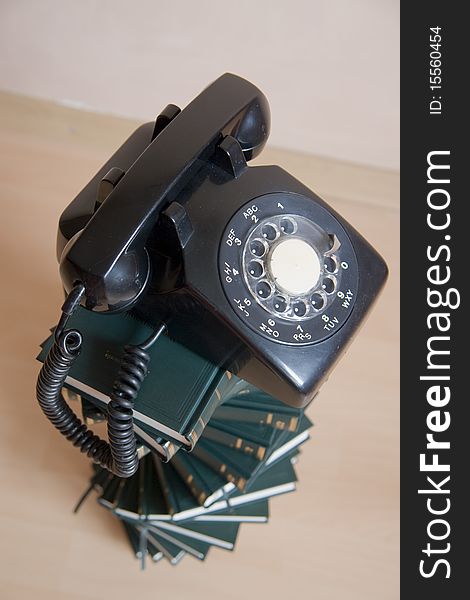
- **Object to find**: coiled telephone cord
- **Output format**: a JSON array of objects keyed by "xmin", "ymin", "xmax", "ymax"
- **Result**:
[{"xmin": 36, "ymin": 284, "xmax": 164, "ymax": 478}]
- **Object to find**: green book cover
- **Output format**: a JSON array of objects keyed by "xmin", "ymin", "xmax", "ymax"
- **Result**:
[
  {"xmin": 152, "ymin": 459, "xmax": 228, "ymax": 520},
  {"xmin": 222, "ymin": 395, "xmax": 303, "ymax": 432},
  {"xmin": 261, "ymin": 414, "xmax": 313, "ymax": 469},
  {"xmin": 125, "ymin": 525, "xmax": 164, "ymax": 564},
  {"xmin": 177, "ymin": 453, "xmax": 236, "ymax": 507},
  {"xmin": 184, "ymin": 371, "xmax": 240, "ymax": 447},
  {"xmin": 98, "ymin": 474, "xmax": 126, "ymax": 509},
  {"xmin": 203, "ymin": 418, "xmax": 277, "ymax": 459},
  {"xmin": 160, "ymin": 462, "xmax": 195, "ymax": 514},
  {"xmin": 138, "ymin": 454, "xmax": 170, "ymax": 520},
  {"xmin": 210, "ymin": 418, "xmax": 279, "ymax": 445},
  {"xmin": 142, "ymin": 454, "xmax": 270, "ymax": 522},
  {"xmin": 143, "ymin": 534, "xmax": 164, "ymax": 562},
  {"xmin": 114, "ymin": 471, "xmax": 140, "ymax": 518},
  {"xmin": 147, "ymin": 524, "xmax": 211, "ymax": 561},
  {"xmin": 152, "ymin": 457, "xmax": 181, "ymax": 516},
  {"xmin": 171, "ymin": 451, "xmax": 215, "ymax": 505},
  {"xmin": 155, "ymin": 455, "xmax": 234, "ymax": 513},
  {"xmin": 213, "ymin": 403, "xmax": 301, "ymax": 431},
  {"xmin": 133, "ymin": 422, "xmax": 182, "ymax": 462},
  {"xmin": 228, "ymin": 454, "xmax": 298, "ymax": 506},
  {"xmin": 153, "ymin": 520, "xmax": 240, "ymax": 550},
  {"xmin": 128, "ymin": 524, "xmax": 181, "ymax": 564},
  {"xmin": 192, "ymin": 499, "xmax": 269, "ymax": 523},
  {"xmin": 143, "ymin": 528, "xmax": 185, "ymax": 564},
  {"xmin": 198, "ymin": 425, "xmax": 308, "ymax": 491},
  {"xmin": 246, "ymin": 448, "xmax": 301, "ymax": 492},
  {"xmin": 223, "ymin": 391, "xmax": 302, "ymax": 411},
  {"xmin": 122, "ymin": 521, "xmax": 144, "ymax": 559},
  {"xmin": 193, "ymin": 438, "xmax": 261, "ymax": 490},
  {"xmin": 138, "ymin": 470, "xmax": 270, "ymax": 523},
  {"xmin": 37, "ymin": 307, "xmax": 231, "ymax": 447}
]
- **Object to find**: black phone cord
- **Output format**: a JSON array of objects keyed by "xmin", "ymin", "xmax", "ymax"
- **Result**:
[{"xmin": 36, "ymin": 284, "xmax": 164, "ymax": 478}]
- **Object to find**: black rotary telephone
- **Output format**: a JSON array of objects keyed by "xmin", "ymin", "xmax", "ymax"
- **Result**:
[{"xmin": 37, "ymin": 73, "xmax": 387, "ymax": 477}]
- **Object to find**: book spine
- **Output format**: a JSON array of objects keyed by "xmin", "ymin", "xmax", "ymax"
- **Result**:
[
  {"xmin": 171, "ymin": 454, "xmax": 212, "ymax": 505},
  {"xmin": 203, "ymin": 425, "xmax": 267, "ymax": 460},
  {"xmin": 99, "ymin": 476, "xmax": 126, "ymax": 509},
  {"xmin": 152, "ymin": 457, "xmax": 179, "ymax": 516},
  {"xmin": 192, "ymin": 444, "xmax": 248, "ymax": 491},
  {"xmin": 183, "ymin": 371, "xmax": 239, "ymax": 448},
  {"xmin": 224, "ymin": 396, "xmax": 300, "ymax": 415},
  {"xmin": 213, "ymin": 405, "xmax": 299, "ymax": 431},
  {"xmin": 138, "ymin": 464, "xmax": 146, "ymax": 517},
  {"xmin": 121, "ymin": 522, "xmax": 142, "ymax": 558},
  {"xmin": 134, "ymin": 425, "xmax": 179, "ymax": 462}
]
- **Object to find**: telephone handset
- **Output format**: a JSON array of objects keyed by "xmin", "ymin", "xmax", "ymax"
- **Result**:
[{"xmin": 58, "ymin": 74, "xmax": 270, "ymax": 313}]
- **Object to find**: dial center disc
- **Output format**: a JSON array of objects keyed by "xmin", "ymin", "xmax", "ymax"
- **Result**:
[{"xmin": 268, "ymin": 238, "xmax": 321, "ymax": 295}]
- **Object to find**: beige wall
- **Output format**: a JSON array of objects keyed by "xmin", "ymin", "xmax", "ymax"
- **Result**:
[{"xmin": 0, "ymin": 0, "xmax": 399, "ymax": 170}]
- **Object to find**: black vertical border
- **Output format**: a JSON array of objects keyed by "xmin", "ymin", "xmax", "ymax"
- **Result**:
[{"xmin": 401, "ymin": 3, "xmax": 468, "ymax": 597}]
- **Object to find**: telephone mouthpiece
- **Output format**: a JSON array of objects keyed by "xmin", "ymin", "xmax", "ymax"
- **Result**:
[{"xmin": 59, "ymin": 230, "xmax": 150, "ymax": 313}]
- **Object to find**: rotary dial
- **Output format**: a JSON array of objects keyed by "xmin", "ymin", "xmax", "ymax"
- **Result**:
[{"xmin": 219, "ymin": 193, "xmax": 358, "ymax": 345}]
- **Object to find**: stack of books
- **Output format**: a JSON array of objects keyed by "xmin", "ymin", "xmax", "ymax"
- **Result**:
[
  {"xmin": 38, "ymin": 307, "xmax": 240, "ymax": 461},
  {"xmin": 37, "ymin": 308, "xmax": 312, "ymax": 567}
]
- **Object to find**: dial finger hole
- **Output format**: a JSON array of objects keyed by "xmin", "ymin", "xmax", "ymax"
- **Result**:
[
  {"xmin": 250, "ymin": 239, "xmax": 266, "ymax": 257},
  {"xmin": 310, "ymin": 293, "xmax": 325, "ymax": 311},
  {"xmin": 322, "ymin": 276, "xmax": 336, "ymax": 294},
  {"xmin": 292, "ymin": 300, "xmax": 307, "ymax": 317},
  {"xmin": 273, "ymin": 295, "xmax": 288, "ymax": 313},
  {"xmin": 248, "ymin": 260, "xmax": 264, "ymax": 278},
  {"xmin": 280, "ymin": 217, "xmax": 297, "ymax": 235},
  {"xmin": 261, "ymin": 223, "xmax": 278, "ymax": 241},
  {"xmin": 256, "ymin": 281, "xmax": 272, "ymax": 299},
  {"xmin": 324, "ymin": 256, "xmax": 337, "ymax": 274}
]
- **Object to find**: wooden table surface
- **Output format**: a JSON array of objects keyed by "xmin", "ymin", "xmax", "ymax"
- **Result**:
[{"xmin": 0, "ymin": 91, "xmax": 399, "ymax": 599}]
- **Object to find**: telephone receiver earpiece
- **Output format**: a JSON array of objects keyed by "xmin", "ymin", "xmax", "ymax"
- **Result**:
[{"xmin": 59, "ymin": 73, "xmax": 270, "ymax": 313}]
